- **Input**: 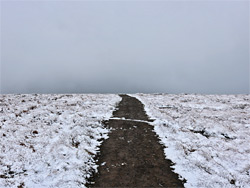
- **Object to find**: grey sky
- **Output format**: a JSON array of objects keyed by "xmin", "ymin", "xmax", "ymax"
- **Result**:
[{"xmin": 1, "ymin": 0, "xmax": 249, "ymax": 94}]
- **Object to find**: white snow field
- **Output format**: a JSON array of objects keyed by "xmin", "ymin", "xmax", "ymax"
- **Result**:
[
  {"xmin": 133, "ymin": 94, "xmax": 250, "ymax": 188},
  {"xmin": 0, "ymin": 94, "xmax": 121, "ymax": 188}
]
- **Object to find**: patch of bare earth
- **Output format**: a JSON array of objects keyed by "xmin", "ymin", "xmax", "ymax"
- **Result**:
[{"xmin": 87, "ymin": 95, "xmax": 185, "ymax": 187}]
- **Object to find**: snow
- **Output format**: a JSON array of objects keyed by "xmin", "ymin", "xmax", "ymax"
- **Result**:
[
  {"xmin": 0, "ymin": 94, "xmax": 121, "ymax": 188},
  {"xmin": 132, "ymin": 93, "xmax": 250, "ymax": 188},
  {"xmin": 109, "ymin": 117, "xmax": 151, "ymax": 124}
]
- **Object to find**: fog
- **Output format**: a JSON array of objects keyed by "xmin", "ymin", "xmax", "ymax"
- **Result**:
[{"xmin": 1, "ymin": 1, "xmax": 249, "ymax": 94}]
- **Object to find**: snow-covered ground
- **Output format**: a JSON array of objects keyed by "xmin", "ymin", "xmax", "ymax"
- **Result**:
[
  {"xmin": 133, "ymin": 94, "xmax": 250, "ymax": 188},
  {"xmin": 0, "ymin": 94, "xmax": 121, "ymax": 188}
]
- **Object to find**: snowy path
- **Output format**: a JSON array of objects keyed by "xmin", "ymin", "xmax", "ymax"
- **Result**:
[{"xmin": 87, "ymin": 95, "xmax": 184, "ymax": 187}]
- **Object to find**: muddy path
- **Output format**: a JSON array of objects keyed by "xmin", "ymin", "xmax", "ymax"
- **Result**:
[{"xmin": 87, "ymin": 95, "xmax": 184, "ymax": 187}]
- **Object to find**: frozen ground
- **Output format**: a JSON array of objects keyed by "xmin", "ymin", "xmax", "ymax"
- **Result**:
[
  {"xmin": 0, "ymin": 94, "xmax": 121, "ymax": 188},
  {"xmin": 133, "ymin": 94, "xmax": 250, "ymax": 188}
]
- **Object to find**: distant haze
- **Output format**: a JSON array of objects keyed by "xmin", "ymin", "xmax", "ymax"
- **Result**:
[{"xmin": 1, "ymin": 1, "xmax": 249, "ymax": 94}]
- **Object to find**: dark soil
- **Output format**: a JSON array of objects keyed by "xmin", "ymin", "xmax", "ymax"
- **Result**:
[{"xmin": 87, "ymin": 95, "xmax": 185, "ymax": 187}]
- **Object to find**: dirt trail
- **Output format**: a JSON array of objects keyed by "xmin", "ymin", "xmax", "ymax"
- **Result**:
[{"xmin": 87, "ymin": 95, "xmax": 184, "ymax": 187}]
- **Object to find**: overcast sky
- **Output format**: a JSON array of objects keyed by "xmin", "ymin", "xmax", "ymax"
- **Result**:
[{"xmin": 1, "ymin": 0, "xmax": 249, "ymax": 94}]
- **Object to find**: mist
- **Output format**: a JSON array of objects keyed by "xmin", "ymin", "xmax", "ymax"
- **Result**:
[{"xmin": 1, "ymin": 1, "xmax": 249, "ymax": 94}]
